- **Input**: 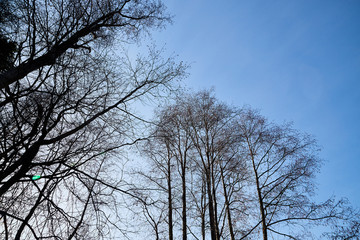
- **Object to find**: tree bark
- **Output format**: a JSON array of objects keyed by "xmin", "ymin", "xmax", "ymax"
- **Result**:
[
  {"xmin": 205, "ymin": 166, "xmax": 219, "ymax": 240},
  {"xmin": 220, "ymin": 167, "xmax": 235, "ymax": 240},
  {"xmin": 211, "ymin": 161, "xmax": 220, "ymax": 240},
  {"xmin": 201, "ymin": 176, "xmax": 206, "ymax": 240},
  {"xmin": 249, "ymin": 146, "xmax": 268, "ymax": 240},
  {"xmin": 182, "ymin": 165, "xmax": 187, "ymax": 240},
  {"xmin": 167, "ymin": 148, "xmax": 174, "ymax": 240}
]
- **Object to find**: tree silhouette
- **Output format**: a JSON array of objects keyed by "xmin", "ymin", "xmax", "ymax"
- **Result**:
[
  {"xmin": 0, "ymin": 1, "xmax": 186, "ymax": 239},
  {"xmin": 138, "ymin": 90, "xmax": 360, "ymax": 240}
]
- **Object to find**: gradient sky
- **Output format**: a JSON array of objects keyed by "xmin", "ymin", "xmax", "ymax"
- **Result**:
[{"xmin": 144, "ymin": 0, "xmax": 360, "ymax": 208}]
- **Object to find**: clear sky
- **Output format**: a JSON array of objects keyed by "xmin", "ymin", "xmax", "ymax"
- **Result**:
[{"xmin": 145, "ymin": 0, "xmax": 360, "ymax": 208}]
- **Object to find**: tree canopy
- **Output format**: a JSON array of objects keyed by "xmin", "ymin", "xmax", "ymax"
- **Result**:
[{"xmin": 134, "ymin": 90, "xmax": 360, "ymax": 240}]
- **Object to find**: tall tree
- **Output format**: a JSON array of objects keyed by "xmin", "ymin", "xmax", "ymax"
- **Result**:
[
  {"xmin": 156, "ymin": 104, "xmax": 193, "ymax": 240},
  {"xmin": 237, "ymin": 108, "xmax": 360, "ymax": 239},
  {"xmin": 138, "ymin": 90, "xmax": 360, "ymax": 240},
  {"xmin": 185, "ymin": 90, "xmax": 239, "ymax": 240},
  {"xmin": 138, "ymin": 101, "xmax": 194, "ymax": 240},
  {"xmin": 139, "ymin": 132, "xmax": 176, "ymax": 240},
  {"xmin": 0, "ymin": 1, "xmax": 186, "ymax": 238},
  {"xmin": 143, "ymin": 90, "xmax": 249, "ymax": 240}
]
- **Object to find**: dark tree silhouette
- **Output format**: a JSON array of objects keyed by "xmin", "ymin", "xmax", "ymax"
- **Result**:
[
  {"xmin": 0, "ymin": 1, "xmax": 186, "ymax": 239},
  {"xmin": 139, "ymin": 90, "xmax": 250, "ymax": 240},
  {"xmin": 137, "ymin": 90, "xmax": 360, "ymax": 240},
  {"xmin": 0, "ymin": 0, "xmax": 17, "ymax": 72},
  {"xmin": 0, "ymin": 0, "xmax": 171, "ymax": 89}
]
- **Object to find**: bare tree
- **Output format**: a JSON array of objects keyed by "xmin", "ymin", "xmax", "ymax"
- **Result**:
[
  {"xmin": 237, "ymin": 108, "xmax": 360, "ymax": 239},
  {"xmin": 0, "ymin": 49, "xmax": 185, "ymax": 238},
  {"xmin": 0, "ymin": 1, "xmax": 187, "ymax": 238},
  {"xmin": 184, "ymin": 90, "xmax": 243, "ymax": 240},
  {"xmin": 155, "ymin": 102, "xmax": 195, "ymax": 240},
  {"xmin": 0, "ymin": 0, "xmax": 171, "ymax": 89},
  {"xmin": 138, "ymin": 135, "xmax": 176, "ymax": 240},
  {"xmin": 136, "ymin": 101, "xmax": 195, "ymax": 240},
  {"xmin": 144, "ymin": 90, "xmax": 249, "ymax": 240},
  {"xmin": 139, "ymin": 91, "xmax": 360, "ymax": 240}
]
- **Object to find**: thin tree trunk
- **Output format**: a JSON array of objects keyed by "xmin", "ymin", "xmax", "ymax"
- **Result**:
[
  {"xmin": 182, "ymin": 164, "xmax": 187, "ymax": 240},
  {"xmin": 206, "ymin": 166, "xmax": 219, "ymax": 240},
  {"xmin": 201, "ymin": 175, "xmax": 206, "ymax": 240},
  {"xmin": 167, "ymin": 149, "xmax": 174, "ymax": 240},
  {"xmin": 248, "ymin": 145, "xmax": 268, "ymax": 240},
  {"xmin": 211, "ymin": 161, "xmax": 220, "ymax": 240},
  {"xmin": 220, "ymin": 167, "xmax": 235, "ymax": 240}
]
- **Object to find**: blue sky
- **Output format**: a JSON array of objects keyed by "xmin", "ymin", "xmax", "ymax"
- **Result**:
[{"xmin": 146, "ymin": 0, "xmax": 360, "ymax": 208}]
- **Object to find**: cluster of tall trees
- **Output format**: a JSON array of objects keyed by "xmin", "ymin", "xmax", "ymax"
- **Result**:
[
  {"xmin": 135, "ymin": 90, "xmax": 360, "ymax": 240},
  {"xmin": 0, "ymin": 0, "xmax": 359, "ymax": 239}
]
